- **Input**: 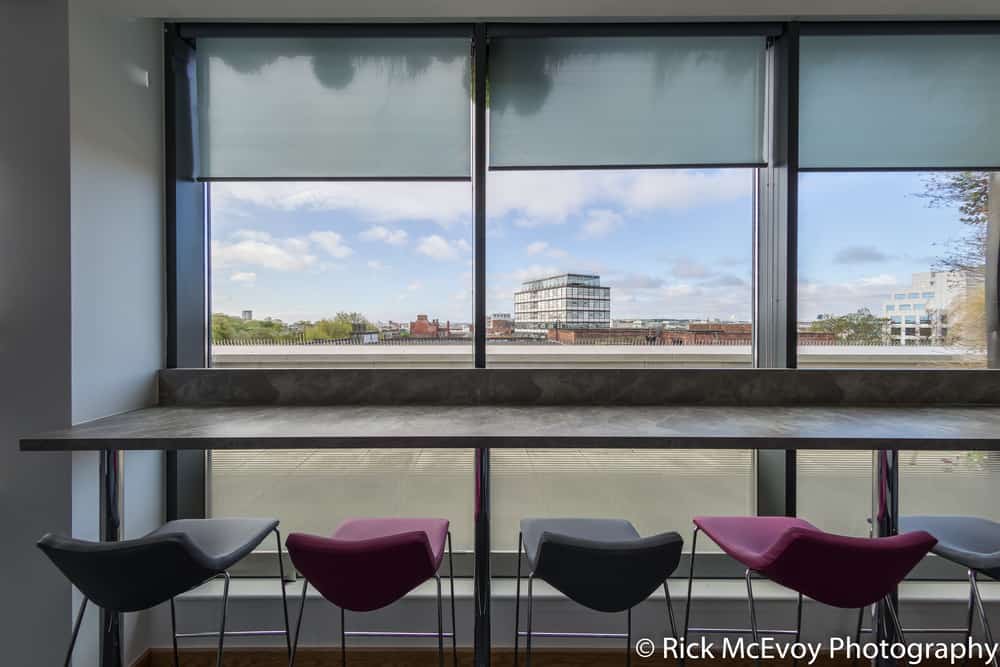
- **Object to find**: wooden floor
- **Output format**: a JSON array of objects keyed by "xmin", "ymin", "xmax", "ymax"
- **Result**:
[{"xmin": 136, "ymin": 647, "xmax": 955, "ymax": 666}]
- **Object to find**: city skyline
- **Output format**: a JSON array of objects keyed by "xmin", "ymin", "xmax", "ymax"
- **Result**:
[{"xmin": 210, "ymin": 170, "xmax": 975, "ymax": 325}]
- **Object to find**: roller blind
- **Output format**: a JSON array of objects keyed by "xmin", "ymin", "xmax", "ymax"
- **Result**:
[
  {"xmin": 800, "ymin": 34, "xmax": 1000, "ymax": 170},
  {"xmin": 488, "ymin": 36, "xmax": 767, "ymax": 169},
  {"xmin": 197, "ymin": 37, "xmax": 471, "ymax": 179}
]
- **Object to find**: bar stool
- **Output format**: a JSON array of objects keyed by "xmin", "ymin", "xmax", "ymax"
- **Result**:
[
  {"xmin": 285, "ymin": 517, "xmax": 457, "ymax": 667},
  {"xmin": 858, "ymin": 515, "xmax": 1000, "ymax": 666},
  {"xmin": 684, "ymin": 516, "xmax": 936, "ymax": 643},
  {"xmin": 38, "ymin": 517, "xmax": 290, "ymax": 667},
  {"xmin": 515, "ymin": 518, "xmax": 684, "ymax": 667}
]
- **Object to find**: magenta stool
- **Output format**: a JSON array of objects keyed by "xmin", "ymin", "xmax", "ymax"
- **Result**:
[
  {"xmin": 683, "ymin": 516, "xmax": 936, "ymax": 643},
  {"xmin": 285, "ymin": 518, "xmax": 456, "ymax": 667}
]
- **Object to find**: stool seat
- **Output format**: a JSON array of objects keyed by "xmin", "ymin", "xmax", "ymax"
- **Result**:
[
  {"xmin": 901, "ymin": 516, "xmax": 1000, "ymax": 579},
  {"xmin": 519, "ymin": 517, "xmax": 683, "ymax": 613},
  {"xmin": 693, "ymin": 516, "xmax": 817, "ymax": 570},
  {"xmin": 151, "ymin": 517, "xmax": 278, "ymax": 572},
  {"xmin": 520, "ymin": 518, "xmax": 640, "ymax": 570},
  {"xmin": 334, "ymin": 517, "xmax": 450, "ymax": 569},
  {"xmin": 692, "ymin": 515, "xmax": 936, "ymax": 608}
]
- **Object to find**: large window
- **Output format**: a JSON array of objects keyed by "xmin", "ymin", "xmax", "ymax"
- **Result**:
[
  {"xmin": 168, "ymin": 22, "xmax": 1000, "ymax": 563},
  {"xmin": 794, "ymin": 27, "xmax": 1000, "ymax": 534},
  {"xmin": 797, "ymin": 171, "xmax": 989, "ymax": 369},
  {"xmin": 209, "ymin": 181, "xmax": 473, "ymax": 367},
  {"xmin": 485, "ymin": 169, "xmax": 754, "ymax": 367}
]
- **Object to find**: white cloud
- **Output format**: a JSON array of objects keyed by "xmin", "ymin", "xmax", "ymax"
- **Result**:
[
  {"xmin": 229, "ymin": 271, "xmax": 256, "ymax": 283},
  {"xmin": 407, "ymin": 281, "xmax": 422, "ymax": 291},
  {"xmin": 580, "ymin": 210, "xmax": 624, "ymax": 239},
  {"xmin": 213, "ymin": 181, "xmax": 470, "ymax": 228},
  {"xmin": 799, "ymin": 273, "xmax": 899, "ymax": 319},
  {"xmin": 308, "ymin": 231, "xmax": 353, "ymax": 259},
  {"xmin": 212, "ymin": 232, "xmax": 317, "ymax": 271},
  {"xmin": 490, "ymin": 170, "xmax": 751, "ymax": 227},
  {"xmin": 525, "ymin": 241, "xmax": 568, "ymax": 258},
  {"xmin": 214, "ymin": 170, "xmax": 750, "ymax": 232},
  {"xmin": 367, "ymin": 260, "xmax": 386, "ymax": 270},
  {"xmin": 360, "ymin": 225, "xmax": 408, "ymax": 246},
  {"xmin": 416, "ymin": 235, "xmax": 469, "ymax": 261}
]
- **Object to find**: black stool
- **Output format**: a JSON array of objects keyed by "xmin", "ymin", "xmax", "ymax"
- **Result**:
[
  {"xmin": 38, "ymin": 517, "xmax": 290, "ymax": 667},
  {"xmin": 514, "ymin": 518, "xmax": 684, "ymax": 667}
]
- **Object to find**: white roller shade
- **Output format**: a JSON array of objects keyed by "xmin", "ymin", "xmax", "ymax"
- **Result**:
[
  {"xmin": 488, "ymin": 36, "xmax": 767, "ymax": 169},
  {"xmin": 800, "ymin": 34, "xmax": 1000, "ymax": 170},
  {"xmin": 197, "ymin": 37, "xmax": 471, "ymax": 179}
]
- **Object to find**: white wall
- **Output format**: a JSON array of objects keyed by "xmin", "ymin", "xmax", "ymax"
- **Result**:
[
  {"xmin": 0, "ymin": 2, "xmax": 74, "ymax": 666},
  {"xmin": 108, "ymin": 0, "xmax": 1000, "ymax": 19},
  {"xmin": 0, "ymin": 1, "xmax": 163, "ymax": 665},
  {"xmin": 68, "ymin": 1, "xmax": 165, "ymax": 665}
]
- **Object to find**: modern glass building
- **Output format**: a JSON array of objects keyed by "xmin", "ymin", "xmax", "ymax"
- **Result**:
[{"xmin": 513, "ymin": 273, "xmax": 611, "ymax": 331}]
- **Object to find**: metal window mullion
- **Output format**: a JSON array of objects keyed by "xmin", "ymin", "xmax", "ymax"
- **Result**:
[{"xmin": 754, "ymin": 24, "xmax": 799, "ymax": 519}]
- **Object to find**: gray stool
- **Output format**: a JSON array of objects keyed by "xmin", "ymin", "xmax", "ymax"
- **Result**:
[
  {"xmin": 898, "ymin": 516, "xmax": 1000, "ymax": 666},
  {"xmin": 38, "ymin": 517, "xmax": 289, "ymax": 667},
  {"xmin": 514, "ymin": 518, "xmax": 684, "ymax": 667}
]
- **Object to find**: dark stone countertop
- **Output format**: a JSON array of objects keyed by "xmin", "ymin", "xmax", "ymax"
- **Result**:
[{"xmin": 19, "ymin": 403, "xmax": 1000, "ymax": 451}]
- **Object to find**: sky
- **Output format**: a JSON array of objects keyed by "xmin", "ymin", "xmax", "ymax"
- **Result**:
[{"xmin": 210, "ymin": 170, "xmax": 972, "ymax": 325}]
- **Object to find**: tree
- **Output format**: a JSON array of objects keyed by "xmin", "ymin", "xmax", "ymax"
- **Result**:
[
  {"xmin": 304, "ymin": 318, "xmax": 353, "ymax": 341},
  {"xmin": 918, "ymin": 172, "xmax": 990, "ymax": 280},
  {"xmin": 809, "ymin": 308, "xmax": 888, "ymax": 345},
  {"xmin": 948, "ymin": 289, "xmax": 987, "ymax": 351}
]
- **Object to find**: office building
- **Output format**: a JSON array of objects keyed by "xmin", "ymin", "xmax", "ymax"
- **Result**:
[
  {"xmin": 513, "ymin": 273, "xmax": 611, "ymax": 331},
  {"xmin": 882, "ymin": 270, "xmax": 980, "ymax": 345}
]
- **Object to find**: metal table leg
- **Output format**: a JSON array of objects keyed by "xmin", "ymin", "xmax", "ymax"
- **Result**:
[
  {"xmin": 873, "ymin": 449, "xmax": 901, "ymax": 665},
  {"xmin": 100, "ymin": 449, "xmax": 123, "ymax": 667},
  {"xmin": 474, "ymin": 447, "xmax": 491, "ymax": 667}
]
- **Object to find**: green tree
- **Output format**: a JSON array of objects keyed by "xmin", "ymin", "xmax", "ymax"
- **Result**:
[
  {"xmin": 809, "ymin": 308, "xmax": 888, "ymax": 345},
  {"xmin": 919, "ymin": 172, "xmax": 990, "ymax": 279}
]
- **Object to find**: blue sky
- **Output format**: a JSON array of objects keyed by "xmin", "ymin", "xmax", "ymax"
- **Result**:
[{"xmin": 210, "ymin": 170, "xmax": 970, "ymax": 324}]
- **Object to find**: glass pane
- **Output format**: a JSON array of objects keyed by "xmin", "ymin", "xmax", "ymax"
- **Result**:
[
  {"xmin": 797, "ymin": 171, "xmax": 989, "ymax": 369},
  {"xmin": 798, "ymin": 172, "xmax": 993, "ymax": 536},
  {"xmin": 198, "ymin": 37, "xmax": 471, "ymax": 178},
  {"xmin": 901, "ymin": 450, "xmax": 1000, "ymax": 523},
  {"xmin": 800, "ymin": 34, "xmax": 1000, "ymax": 169},
  {"xmin": 209, "ymin": 181, "xmax": 472, "ymax": 368},
  {"xmin": 210, "ymin": 449, "xmax": 474, "ymax": 550},
  {"xmin": 491, "ymin": 449, "xmax": 754, "ymax": 552},
  {"xmin": 489, "ymin": 36, "xmax": 766, "ymax": 168},
  {"xmin": 486, "ymin": 169, "xmax": 754, "ymax": 367},
  {"xmin": 798, "ymin": 450, "xmax": 872, "ymax": 537}
]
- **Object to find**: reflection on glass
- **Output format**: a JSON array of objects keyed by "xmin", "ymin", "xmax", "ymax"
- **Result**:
[
  {"xmin": 211, "ymin": 449, "xmax": 474, "ymax": 550},
  {"xmin": 798, "ymin": 451, "xmax": 872, "ymax": 537},
  {"xmin": 901, "ymin": 450, "xmax": 1000, "ymax": 523},
  {"xmin": 491, "ymin": 449, "xmax": 754, "ymax": 553}
]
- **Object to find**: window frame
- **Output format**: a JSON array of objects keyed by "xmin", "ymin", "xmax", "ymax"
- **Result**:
[{"xmin": 165, "ymin": 19, "xmax": 1000, "ymax": 581}]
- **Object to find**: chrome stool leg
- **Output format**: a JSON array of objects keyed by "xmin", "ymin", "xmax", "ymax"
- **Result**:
[
  {"xmin": 169, "ymin": 597, "xmax": 179, "ymax": 667},
  {"xmin": 745, "ymin": 569, "xmax": 759, "ymax": 643},
  {"xmin": 514, "ymin": 532, "xmax": 523, "ymax": 667},
  {"xmin": 971, "ymin": 570, "xmax": 998, "ymax": 667},
  {"xmin": 64, "ymin": 597, "xmax": 88, "ymax": 667},
  {"xmin": 288, "ymin": 580, "xmax": 308, "ymax": 667},
  {"xmin": 526, "ymin": 575, "xmax": 534, "ymax": 667},
  {"xmin": 216, "ymin": 571, "xmax": 231, "ymax": 667},
  {"xmin": 275, "ymin": 528, "xmax": 292, "ymax": 659},
  {"xmin": 448, "ymin": 532, "xmax": 458, "ymax": 667},
  {"xmin": 437, "ymin": 575, "xmax": 445, "ymax": 667},
  {"xmin": 683, "ymin": 527, "xmax": 699, "ymax": 643}
]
